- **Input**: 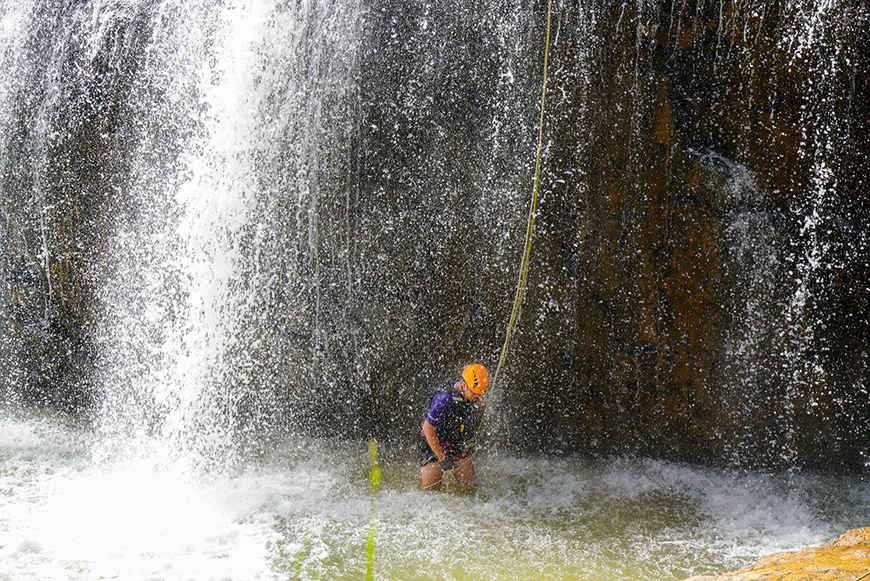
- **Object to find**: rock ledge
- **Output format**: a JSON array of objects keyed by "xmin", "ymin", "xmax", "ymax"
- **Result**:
[{"xmin": 684, "ymin": 528, "xmax": 870, "ymax": 581}]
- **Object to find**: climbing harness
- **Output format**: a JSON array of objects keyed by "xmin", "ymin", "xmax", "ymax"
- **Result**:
[{"xmin": 421, "ymin": 450, "xmax": 478, "ymax": 491}]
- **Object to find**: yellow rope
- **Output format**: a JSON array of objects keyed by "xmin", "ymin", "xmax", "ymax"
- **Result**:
[
  {"xmin": 293, "ymin": 529, "xmax": 312, "ymax": 579},
  {"xmin": 491, "ymin": 0, "xmax": 553, "ymax": 393},
  {"xmin": 420, "ymin": 0, "xmax": 554, "ymax": 493}
]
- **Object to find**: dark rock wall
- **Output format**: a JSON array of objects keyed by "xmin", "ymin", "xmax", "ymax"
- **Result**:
[
  {"xmin": 356, "ymin": 0, "xmax": 870, "ymax": 468},
  {"xmin": 1, "ymin": 0, "xmax": 868, "ymax": 468},
  {"xmin": 493, "ymin": 0, "xmax": 870, "ymax": 466},
  {"xmin": 1, "ymin": 2, "xmax": 151, "ymax": 412}
]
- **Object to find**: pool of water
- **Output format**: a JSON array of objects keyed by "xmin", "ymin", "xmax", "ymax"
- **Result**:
[{"xmin": 2, "ymin": 406, "xmax": 868, "ymax": 581}]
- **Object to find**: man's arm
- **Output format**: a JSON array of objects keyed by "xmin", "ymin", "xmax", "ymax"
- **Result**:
[{"xmin": 422, "ymin": 420, "xmax": 446, "ymax": 463}]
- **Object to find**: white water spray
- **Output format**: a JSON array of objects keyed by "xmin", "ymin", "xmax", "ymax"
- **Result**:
[{"xmin": 90, "ymin": 0, "xmax": 362, "ymax": 465}]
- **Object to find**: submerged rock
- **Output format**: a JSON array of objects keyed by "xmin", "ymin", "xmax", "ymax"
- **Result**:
[{"xmin": 684, "ymin": 528, "xmax": 870, "ymax": 581}]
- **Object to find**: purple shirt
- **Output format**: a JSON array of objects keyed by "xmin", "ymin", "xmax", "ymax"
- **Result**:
[{"xmin": 424, "ymin": 391, "xmax": 455, "ymax": 428}]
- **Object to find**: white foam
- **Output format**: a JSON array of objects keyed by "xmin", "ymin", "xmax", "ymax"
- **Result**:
[{"xmin": 4, "ymin": 412, "xmax": 870, "ymax": 581}]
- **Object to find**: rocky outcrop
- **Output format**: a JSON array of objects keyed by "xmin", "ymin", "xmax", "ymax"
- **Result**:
[
  {"xmin": 359, "ymin": 0, "xmax": 870, "ymax": 469},
  {"xmin": 684, "ymin": 528, "xmax": 870, "ymax": 581}
]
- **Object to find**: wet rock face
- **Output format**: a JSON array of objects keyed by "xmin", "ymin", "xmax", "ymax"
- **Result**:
[
  {"xmin": 1, "ymin": 5, "xmax": 149, "ymax": 414},
  {"xmin": 1, "ymin": 1, "xmax": 868, "ymax": 467},
  {"xmin": 683, "ymin": 528, "xmax": 870, "ymax": 581},
  {"xmin": 491, "ymin": 0, "xmax": 870, "ymax": 468}
]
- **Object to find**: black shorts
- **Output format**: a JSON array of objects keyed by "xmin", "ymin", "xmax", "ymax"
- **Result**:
[{"xmin": 417, "ymin": 433, "xmax": 470, "ymax": 466}]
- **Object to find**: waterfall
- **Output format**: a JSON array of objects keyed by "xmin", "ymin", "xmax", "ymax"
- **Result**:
[
  {"xmin": 83, "ymin": 0, "xmax": 365, "ymax": 463},
  {"xmin": 0, "ymin": 0, "xmax": 536, "ymax": 464},
  {"xmin": 1, "ymin": 0, "xmax": 867, "ymax": 469},
  {"xmin": 3, "ymin": 3, "xmax": 870, "ymax": 579}
]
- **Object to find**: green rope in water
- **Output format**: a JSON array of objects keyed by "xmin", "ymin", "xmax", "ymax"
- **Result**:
[
  {"xmin": 365, "ymin": 438, "xmax": 381, "ymax": 580},
  {"xmin": 293, "ymin": 529, "xmax": 312, "ymax": 580}
]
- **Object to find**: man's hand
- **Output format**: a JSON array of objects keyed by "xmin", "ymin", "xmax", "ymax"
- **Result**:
[{"xmin": 439, "ymin": 457, "xmax": 457, "ymax": 472}]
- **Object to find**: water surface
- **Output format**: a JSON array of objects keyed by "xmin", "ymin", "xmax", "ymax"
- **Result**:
[{"xmin": 2, "ymin": 407, "xmax": 867, "ymax": 581}]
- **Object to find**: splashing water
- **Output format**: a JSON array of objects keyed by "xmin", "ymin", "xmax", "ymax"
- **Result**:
[
  {"xmin": 3, "ymin": 406, "xmax": 870, "ymax": 581},
  {"xmin": 2, "ymin": 1, "xmax": 869, "ymax": 579}
]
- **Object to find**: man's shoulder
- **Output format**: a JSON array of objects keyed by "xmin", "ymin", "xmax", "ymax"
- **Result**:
[
  {"xmin": 429, "ymin": 390, "xmax": 453, "ymax": 407},
  {"xmin": 429, "ymin": 377, "xmax": 460, "ymax": 398}
]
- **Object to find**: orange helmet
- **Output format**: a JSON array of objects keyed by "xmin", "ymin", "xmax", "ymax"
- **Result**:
[{"xmin": 462, "ymin": 364, "xmax": 489, "ymax": 395}]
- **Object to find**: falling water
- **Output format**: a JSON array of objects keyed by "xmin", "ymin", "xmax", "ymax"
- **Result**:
[
  {"xmin": 2, "ymin": 0, "xmax": 870, "ymax": 579},
  {"xmin": 715, "ymin": 0, "xmax": 869, "ymax": 466},
  {"xmin": 76, "ymin": 0, "xmax": 366, "ymax": 464}
]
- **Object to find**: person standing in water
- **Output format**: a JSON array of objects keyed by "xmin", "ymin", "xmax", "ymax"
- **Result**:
[{"xmin": 418, "ymin": 363, "xmax": 489, "ymax": 491}]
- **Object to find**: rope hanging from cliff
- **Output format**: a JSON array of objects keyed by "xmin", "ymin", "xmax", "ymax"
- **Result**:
[
  {"xmin": 491, "ymin": 0, "xmax": 553, "ymax": 394},
  {"xmin": 421, "ymin": 0, "xmax": 553, "ymax": 493}
]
